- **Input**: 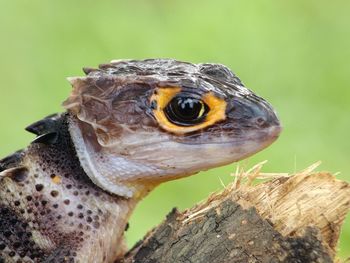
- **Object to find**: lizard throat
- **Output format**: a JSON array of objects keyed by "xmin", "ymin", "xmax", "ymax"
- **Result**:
[{"xmin": 68, "ymin": 115, "xmax": 158, "ymax": 198}]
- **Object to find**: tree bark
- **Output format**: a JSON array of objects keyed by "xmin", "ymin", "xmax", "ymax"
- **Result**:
[{"xmin": 118, "ymin": 164, "xmax": 350, "ymax": 263}]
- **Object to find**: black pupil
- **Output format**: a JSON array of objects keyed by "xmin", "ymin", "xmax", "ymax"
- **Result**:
[{"xmin": 165, "ymin": 97, "xmax": 208, "ymax": 126}]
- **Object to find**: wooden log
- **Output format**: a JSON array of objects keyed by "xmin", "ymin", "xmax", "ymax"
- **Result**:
[{"xmin": 118, "ymin": 163, "xmax": 350, "ymax": 263}]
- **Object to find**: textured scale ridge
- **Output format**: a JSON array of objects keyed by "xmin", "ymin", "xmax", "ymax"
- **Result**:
[{"xmin": 64, "ymin": 59, "xmax": 250, "ymax": 112}]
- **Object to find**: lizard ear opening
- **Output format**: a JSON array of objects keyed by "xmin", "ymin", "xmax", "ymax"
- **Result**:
[{"xmin": 151, "ymin": 87, "xmax": 227, "ymax": 134}]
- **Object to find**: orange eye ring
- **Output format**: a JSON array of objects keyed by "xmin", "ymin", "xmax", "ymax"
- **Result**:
[{"xmin": 150, "ymin": 87, "xmax": 227, "ymax": 134}]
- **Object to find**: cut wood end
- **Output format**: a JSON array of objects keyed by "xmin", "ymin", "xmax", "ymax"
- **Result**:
[
  {"xmin": 119, "ymin": 162, "xmax": 349, "ymax": 263},
  {"xmin": 182, "ymin": 162, "xmax": 350, "ymax": 258}
]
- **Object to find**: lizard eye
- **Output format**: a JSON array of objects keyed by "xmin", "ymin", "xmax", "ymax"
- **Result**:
[
  {"xmin": 164, "ymin": 97, "xmax": 209, "ymax": 126},
  {"xmin": 150, "ymin": 87, "xmax": 227, "ymax": 134}
]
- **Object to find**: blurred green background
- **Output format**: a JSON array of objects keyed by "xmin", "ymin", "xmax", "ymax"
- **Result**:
[{"xmin": 0, "ymin": 0, "xmax": 349, "ymax": 259}]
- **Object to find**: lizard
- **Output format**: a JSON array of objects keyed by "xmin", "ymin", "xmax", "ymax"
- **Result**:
[{"xmin": 0, "ymin": 59, "xmax": 281, "ymax": 263}]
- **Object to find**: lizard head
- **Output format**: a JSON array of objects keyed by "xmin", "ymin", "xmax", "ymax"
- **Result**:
[{"xmin": 63, "ymin": 59, "xmax": 281, "ymax": 198}]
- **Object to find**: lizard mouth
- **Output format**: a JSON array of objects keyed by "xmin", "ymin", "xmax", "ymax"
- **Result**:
[
  {"xmin": 118, "ymin": 124, "xmax": 282, "ymax": 174},
  {"xmin": 176, "ymin": 125, "xmax": 282, "ymax": 146}
]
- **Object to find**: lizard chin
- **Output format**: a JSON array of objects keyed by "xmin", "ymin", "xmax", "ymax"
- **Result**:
[{"xmin": 68, "ymin": 115, "xmax": 281, "ymax": 198}]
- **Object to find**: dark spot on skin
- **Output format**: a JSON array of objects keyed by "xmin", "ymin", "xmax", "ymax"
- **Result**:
[
  {"xmin": 35, "ymin": 184, "xmax": 44, "ymax": 192},
  {"xmin": 73, "ymin": 191, "xmax": 79, "ymax": 196},
  {"xmin": 66, "ymin": 184, "xmax": 72, "ymax": 189},
  {"xmin": 26, "ymin": 196, "xmax": 32, "ymax": 201},
  {"xmin": 77, "ymin": 204, "xmax": 83, "ymax": 209},
  {"xmin": 86, "ymin": 217, "xmax": 92, "ymax": 223},
  {"xmin": 78, "ymin": 213, "xmax": 84, "ymax": 219},
  {"xmin": 10, "ymin": 167, "xmax": 29, "ymax": 183},
  {"xmin": 93, "ymin": 222, "xmax": 100, "ymax": 229},
  {"xmin": 14, "ymin": 201, "xmax": 20, "ymax": 206},
  {"xmin": 41, "ymin": 200, "xmax": 48, "ymax": 206},
  {"xmin": 50, "ymin": 190, "xmax": 59, "ymax": 197},
  {"xmin": 68, "ymin": 212, "xmax": 74, "ymax": 217},
  {"xmin": 64, "ymin": 199, "xmax": 70, "ymax": 205},
  {"xmin": 53, "ymin": 204, "xmax": 59, "ymax": 209},
  {"xmin": 13, "ymin": 242, "xmax": 21, "ymax": 249},
  {"xmin": 9, "ymin": 251, "xmax": 16, "ymax": 257}
]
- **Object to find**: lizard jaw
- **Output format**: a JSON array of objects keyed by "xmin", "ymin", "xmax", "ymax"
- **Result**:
[{"xmin": 68, "ymin": 116, "xmax": 162, "ymax": 198}]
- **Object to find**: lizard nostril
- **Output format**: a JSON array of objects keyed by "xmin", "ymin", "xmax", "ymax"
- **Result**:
[{"xmin": 255, "ymin": 117, "xmax": 267, "ymax": 127}]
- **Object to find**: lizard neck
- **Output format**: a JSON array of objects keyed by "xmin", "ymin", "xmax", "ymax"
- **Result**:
[{"xmin": 0, "ymin": 114, "xmax": 146, "ymax": 262}]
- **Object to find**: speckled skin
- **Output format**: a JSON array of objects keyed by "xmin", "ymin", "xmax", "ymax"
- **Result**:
[
  {"xmin": 0, "ymin": 114, "xmax": 134, "ymax": 262},
  {"xmin": 0, "ymin": 59, "xmax": 281, "ymax": 263}
]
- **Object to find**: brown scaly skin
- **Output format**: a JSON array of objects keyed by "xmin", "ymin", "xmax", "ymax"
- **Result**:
[
  {"xmin": 0, "ymin": 59, "xmax": 281, "ymax": 262},
  {"xmin": 0, "ymin": 114, "xmax": 134, "ymax": 263}
]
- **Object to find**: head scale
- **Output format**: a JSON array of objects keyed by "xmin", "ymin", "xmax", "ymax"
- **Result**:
[{"xmin": 63, "ymin": 59, "xmax": 281, "ymax": 198}]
